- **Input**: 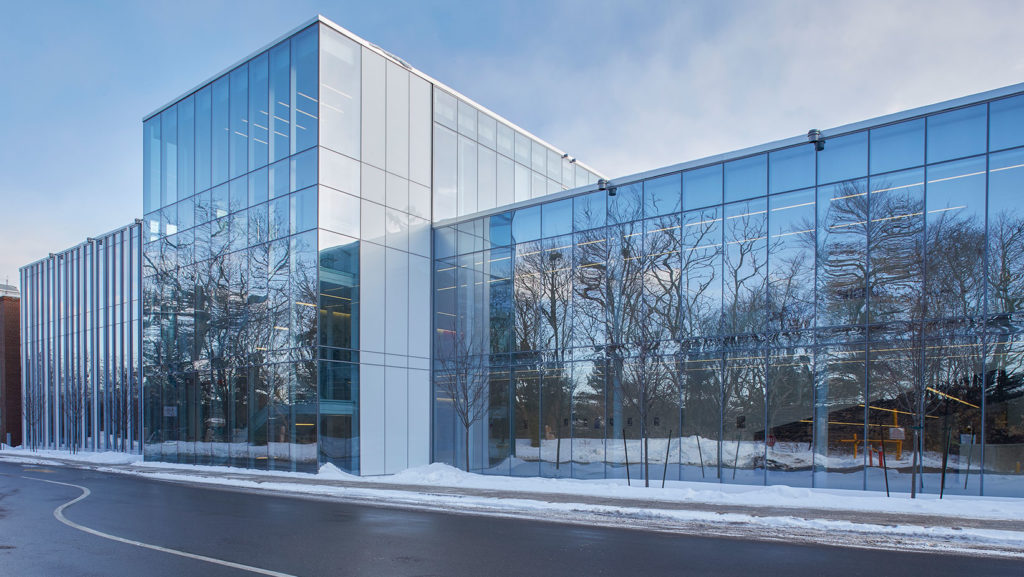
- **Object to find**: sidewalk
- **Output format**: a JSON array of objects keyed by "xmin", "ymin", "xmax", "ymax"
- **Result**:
[{"xmin": 3, "ymin": 449, "xmax": 1023, "ymax": 558}]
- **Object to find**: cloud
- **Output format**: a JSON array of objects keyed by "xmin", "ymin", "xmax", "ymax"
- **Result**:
[{"xmin": 442, "ymin": 1, "xmax": 1024, "ymax": 178}]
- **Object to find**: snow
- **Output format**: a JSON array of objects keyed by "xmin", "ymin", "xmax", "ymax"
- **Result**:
[{"xmin": 3, "ymin": 446, "xmax": 1023, "ymax": 557}]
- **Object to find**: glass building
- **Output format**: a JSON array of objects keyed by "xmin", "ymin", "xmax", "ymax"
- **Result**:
[
  {"xmin": 18, "ymin": 16, "xmax": 1024, "ymax": 497},
  {"xmin": 20, "ymin": 222, "xmax": 143, "ymax": 453},
  {"xmin": 434, "ymin": 89, "xmax": 1024, "ymax": 497},
  {"xmin": 138, "ymin": 17, "xmax": 600, "ymax": 474}
]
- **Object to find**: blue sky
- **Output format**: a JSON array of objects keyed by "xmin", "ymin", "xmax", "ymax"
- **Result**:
[{"xmin": 2, "ymin": 0, "xmax": 1024, "ymax": 287}]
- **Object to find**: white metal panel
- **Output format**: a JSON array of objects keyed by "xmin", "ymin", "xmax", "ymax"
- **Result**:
[
  {"xmin": 359, "ymin": 242, "xmax": 386, "ymax": 353},
  {"xmin": 361, "ymin": 48, "xmax": 386, "ymax": 169},
  {"xmin": 384, "ymin": 366, "xmax": 409, "ymax": 473},
  {"xmin": 407, "ymin": 368, "xmax": 431, "ymax": 467},
  {"xmin": 408, "ymin": 254, "xmax": 431, "ymax": 359},
  {"xmin": 360, "ymin": 163, "xmax": 385, "ymax": 204},
  {"xmin": 385, "ymin": 62, "xmax": 410, "ymax": 179},
  {"xmin": 359, "ymin": 363, "xmax": 386, "ymax": 475},
  {"xmin": 409, "ymin": 75, "xmax": 431, "ymax": 187},
  {"xmin": 320, "ymin": 148, "xmax": 360, "ymax": 195},
  {"xmin": 385, "ymin": 248, "xmax": 409, "ymax": 356}
]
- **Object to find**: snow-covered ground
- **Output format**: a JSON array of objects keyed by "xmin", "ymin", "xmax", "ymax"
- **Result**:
[{"xmin": 3, "ymin": 445, "xmax": 1023, "ymax": 557}]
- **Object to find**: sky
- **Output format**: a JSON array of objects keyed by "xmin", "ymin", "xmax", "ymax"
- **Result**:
[{"xmin": 2, "ymin": 0, "xmax": 1024, "ymax": 288}]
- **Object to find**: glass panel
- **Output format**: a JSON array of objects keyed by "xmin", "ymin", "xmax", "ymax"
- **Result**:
[
  {"xmin": 177, "ymin": 96, "xmax": 195, "ymax": 199},
  {"xmin": 512, "ymin": 205, "xmax": 540, "ymax": 244},
  {"xmin": 984, "ymin": 334, "xmax": 1024, "ymax": 497},
  {"xmin": 682, "ymin": 207, "xmax": 722, "ymax": 338},
  {"xmin": 269, "ymin": 42, "xmax": 290, "ymax": 162},
  {"xmin": 766, "ymin": 347, "xmax": 813, "ymax": 487},
  {"xmin": 722, "ymin": 350, "xmax": 766, "ymax": 485},
  {"xmin": 990, "ymin": 94, "xmax": 1024, "ymax": 152},
  {"xmin": 818, "ymin": 131, "xmax": 867, "ymax": 185},
  {"xmin": 817, "ymin": 179, "xmax": 868, "ymax": 328},
  {"xmin": 144, "ymin": 117, "xmax": 160, "ymax": 214},
  {"xmin": 542, "ymin": 199, "xmax": 572, "ymax": 239},
  {"xmin": 458, "ymin": 135, "xmax": 477, "ymax": 215},
  {"xmin": 920, "ymin": 338, "xmax": 982, "ymax": 496},
  {"xmin": 457, "ymin": 100, "xmax": 477, "ymax": 139},
  {"xmin": 683, "ymin": 164, "xmax": 722, "ymax": 211},
  {"xmin": 248, "ymin": 166, "xmax": 268, "ymax": 206},
  {"xmin": 867, "ymin": 168, "xmax": 924, "ymax": 325},
  {"xmin": 870, "ymin": 119, "xmax": 924, "ymax": 175},
  {"xmin": 768, "ymin": 189, "xmax": 815, "ymax": 334},
  {"xmin": 290, "ymin": 147, "xmax": 317, "ymax": 192},
  {"xmin": 212, "ymin": 76, "xmax": 230, "ymax": 186},
  {"xmin": 433, "ymin": 88, "xmax": 457, "ymax": 129},
  {"xmin": 161, "ymin": 107, "xmax": 177, "ymax": 207},
  {"xmin": 478, "ymin": 113, "xmax": 496, "ymax": 150},
  {"xmin": 229, "ymin": 64, "xmax": 248, "ymax": 179},
  {"xmin": 433, "ymin": 124, "xmax": 458, "ymax": 221},
  {"xmin": 229, "ymin": 176, "xmax": 247, "ymax": 213},
  {"xmin": 320, "ymin": 28, "xmax": 360, "ymax": 159},
  {"xmin": 291, "ymin": 26, "xmax": 318, "ymax": 153},
  {"xmin": 681, "ymin": 351, "xmax": 722, "ymax": 480},
  {"xmin": 987, "ymin": 148, "xmax": 1024, "ymax": 316},
  {"xmin": 573, "ymin": 191, "xmax": 606, "ymax": 232},
  {"xmin": 496, "ymin": 122, "xmax": 514, "ymax": 158},
  {"xmin": 607, "ymin": 182, "xmax": 642, "ymax": 225},
  {"xmin": 927, "ymin": 104, "xmax": 986, "ymax": 164},
  {"xmin": 249, "ymin": 52, "xmax": 269, "ymax": 170},
  {"xmin": 291, "ymin": 186, "xmax": 317, "ymax": 233},
  {"xmin": 925, "ymin": 156, "xmax": 986, "ymax": 321},
  {"xmin": 769, "ymin": 143, "xmax": 815, "ymax": 194},
  {"xmin": 644, "ymin": 173, "xmax": 681, "ymax": 217},
  {"xmin": 724, "ymin": 154, "xmax": 766, "ymax": 203},
  {"xmin": 865, "ymin": 341, "xmax": 917, "ymax": 493},
  {"xmin": 814, "ymin": 343, "xmax": 866, "ymax": 489},
  {"xmin": 723, "ymin": 199, "xmax": 768, "ymax": 335}
]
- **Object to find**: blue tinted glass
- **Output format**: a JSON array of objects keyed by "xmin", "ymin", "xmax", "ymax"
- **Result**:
[
  {"xmin": 990, "ymin": 95, "xmax": 1024, "ymax": 151},
  {"xmin": 644, "ymin": 173, "xmax": 681, "ymax": 217},
  {"xmin": 269, "ymin": 42, "xmax": 290, "ymax": 162},
  {"xmin": 683, "ymin": 164, "xmax": 722, "ymax": 210},
  {"xmin": 212, "ymin": 76, "xmax": 229, "ymax": 186},
  {"xmin": 608, "ymin": 182, "xmax": 642, "ymax": 224},
  {"xmin": 769, "ymin": 144, "xmax": 815, "ymax": 193},
  {"xmin": 229, "ymin": 64, "xmax": 248, "ymax": 179},
  {"xmin": 195, "ymin": 86, "xmax": 212, "ymax": 192},
  {"xmin": 270, "ymin": 158, "xmax": 289, "ymax": 199},
  {"xmin": 542, "ymin": 199, "xmax": 572, "ymax": 238},
  {"xmin": 927, "ymin": 105, "xmax": 986, "ymax": 164},
  {"xmin": 248, "ymin": 166, "xmax": 268, "ymax": 205},
  {"xmin": 291, "ymin": 26, "xmax": 318, "ymax": 153},
  {"xmin": 292, "ymin": 186, "xmax": 317, "ymax": 233},
  {"xmin": 435, "ymin": 226, "xmax": 457, "ymax": 259},
  {"xmin": 270, "ymin": 196, "xmax": 289, "ymax": 240},
  {"xmin": 870, "ymin": 119, "xmax": 924, "ymax": 174},
  {"xmin": 724, "ymin": 154, "xmax": 766, "ymax": 202},
  {"xmin": 489, "ymin": 212, "xmax": 512, "ymax": 246},
  {"xmin": 817, "ymin": 131, "xmax": 867, "ymax": 184},
  {"xmin": 290, "ymin": 148, "xmax": 317, "ymax": 192},
  {"xmin": 229, "ymin": 176, "xmax": 247, "ymax": 213},
  {"xmin": 512, "ymin": 205, "xmax": 541, "ymax": 243},
  {"xmin": 573, "ymin": 190, "xmax": 606, "ymax": 231},
  {"xmin": 194, "ymin": 189, "xmax": 211, "ymax": 224},
  {"xmin": 248, "ymin": 52, "xmax": 269, "ymax": 170},
  {"xmin": 143, "ymin": 118, "xmax": 160, "ymax": 214},
  {"xmin": 177, "ymin": 196, "xmax": 194, "ymax": 231},
  {"xmin": 211, "ymin": 184, "xmax": 229, "ymax": 219}
]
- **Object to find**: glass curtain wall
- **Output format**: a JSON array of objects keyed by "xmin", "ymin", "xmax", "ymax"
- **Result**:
[
  {"xmin": 434, "ymin": 94, "xmax": 1024, "ymax": 496},
  {"xmin": 20, "ymin": 223, "xmax": 143, "ymax": 453},
  {"xmin": 432, "ymin": 89, "xmax": 601, "ymax": 222},
  {"xmin": 143, "ymin": 25, "xmax": 321, "ymax": 472}
]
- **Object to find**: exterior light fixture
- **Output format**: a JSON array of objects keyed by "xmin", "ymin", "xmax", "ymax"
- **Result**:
[{"xmin": 807, "ymin": 129, "xmax": 825, "ymax": 151}]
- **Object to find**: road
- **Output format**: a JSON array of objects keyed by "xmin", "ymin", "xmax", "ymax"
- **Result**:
[{"xmin": 0, "ymin": 461, "xmax": 1017, "ymax": 577}]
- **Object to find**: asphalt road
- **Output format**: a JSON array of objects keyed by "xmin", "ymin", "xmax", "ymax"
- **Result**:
[{"xmin": 0, "ymin": 461, "xmax": 1018, "ymax": 577}]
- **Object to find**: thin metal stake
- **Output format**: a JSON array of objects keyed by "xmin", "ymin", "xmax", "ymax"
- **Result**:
[
  {"xmin": 623, "ymin": 429, "xmax": 630, "ymax": 486},
  {"xmin": 662, "ymin": 430, "xmax": 672, "ymax": 488}
]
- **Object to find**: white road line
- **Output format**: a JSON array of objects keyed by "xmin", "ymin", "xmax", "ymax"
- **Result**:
[{"xmin": 23, "ymin": 476, "xmax": 299, "ymax": 577}]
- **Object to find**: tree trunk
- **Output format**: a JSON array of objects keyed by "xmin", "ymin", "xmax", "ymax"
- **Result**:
[{"xmin": 464, "ymin": 426, "xmax": 470, "ymax": 473}]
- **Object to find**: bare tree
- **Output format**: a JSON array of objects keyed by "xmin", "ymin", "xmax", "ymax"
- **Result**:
[{"xmin": 435, "ymin": 329, "xmax": 491, "ymax": 472}]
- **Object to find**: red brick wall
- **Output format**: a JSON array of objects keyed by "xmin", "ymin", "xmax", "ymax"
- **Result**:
[{"xmin": 0, "ymin": 297, "xmax": 21, "ymax": 447}]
